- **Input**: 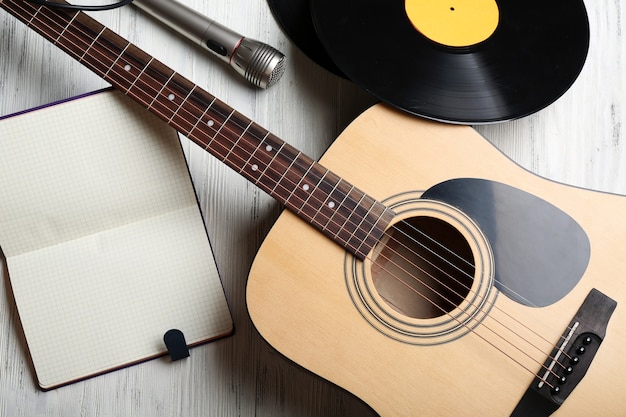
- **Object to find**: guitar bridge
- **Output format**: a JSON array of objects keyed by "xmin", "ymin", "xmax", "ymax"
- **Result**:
[{"xmin": 511, "ymin": 288, "xmax": 617, "ymax": 417}]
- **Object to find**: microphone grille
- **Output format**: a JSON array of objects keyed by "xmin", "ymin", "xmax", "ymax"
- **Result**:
[
  {"xmin": 234, "ymin": 39, "xmax": 286, "ymax": 89},
  {"xmin": 264, "ymin": 53, "xmax": 286, "ymax": 88}
]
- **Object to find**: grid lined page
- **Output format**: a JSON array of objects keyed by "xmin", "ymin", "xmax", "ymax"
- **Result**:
[{"xmin": 0, "ymin": 90, "xmax": 232, "ymax": 389}]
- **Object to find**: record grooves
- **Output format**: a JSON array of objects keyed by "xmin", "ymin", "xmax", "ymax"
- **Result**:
[
  {"xmin": 269, "ymin": 0, "xmax": 590, "ymax": 124},
  {"xmin": 266, "ymin": 0, "xmax": 345, "ymax": 77}
]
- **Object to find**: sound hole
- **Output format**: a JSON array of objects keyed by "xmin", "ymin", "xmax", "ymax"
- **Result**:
[{"xmin": 371, "ymin": 216, "xmax": 475, "ymax": 319}]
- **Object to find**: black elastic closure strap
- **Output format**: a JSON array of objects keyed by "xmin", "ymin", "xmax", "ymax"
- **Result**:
[{"xmin": 163, "ymin": 329, "xmax": 190, "ymax": 361}]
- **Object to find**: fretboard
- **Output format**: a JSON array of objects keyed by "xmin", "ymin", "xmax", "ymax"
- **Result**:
[{"xmin": 0, "ymin": 0, "xmax": 395, "ymax": 259}]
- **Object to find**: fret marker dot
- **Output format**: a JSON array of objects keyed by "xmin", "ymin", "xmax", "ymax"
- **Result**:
[
  {"xmin": 265, "ymin": 145, "xmax": 273, "ymax": 152},
  {"xmin": 207, "ymin": 120, "xmax": 215, "ymax": 127},
  {"xmin": 168, "ymin": 93, "xmax": 175, "ymax": 101},
  {"xmin": 328, "ymin": 201, "xmax": 336, "ymax": 209},
  {"xmin": 124, "ymin": 64, "xmax": 131, "ymax": 71},
  {"xmin": 251, "ymin": 164, "xmax": 259, "ymax": 171},
  {"xmin": 302, "ymin": 184, "xmax": 310, "ymax": 191}
]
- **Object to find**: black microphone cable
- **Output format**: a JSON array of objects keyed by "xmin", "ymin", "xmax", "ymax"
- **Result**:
[
  {"xmin": 23, "ymin": 0, "xmax": 133, "ymax": 11},
  {"xmin": 23, "ymin": 0, "xmax": 286, "ymax": 88}
]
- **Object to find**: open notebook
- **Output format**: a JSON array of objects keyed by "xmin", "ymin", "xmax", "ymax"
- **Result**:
[{"xmin": 0, "ymin": 89, "xmax": 233, "ymax": 390}]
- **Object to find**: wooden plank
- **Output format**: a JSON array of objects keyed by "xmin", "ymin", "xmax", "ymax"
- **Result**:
[{"xmin": 1, "ymin": 0, "xmax": 624, "ymax": 416}]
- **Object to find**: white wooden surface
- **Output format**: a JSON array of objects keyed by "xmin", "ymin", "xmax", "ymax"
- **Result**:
[{"xmin": 0, "ymin": 1, "xmax": 624, "ymax": 416}]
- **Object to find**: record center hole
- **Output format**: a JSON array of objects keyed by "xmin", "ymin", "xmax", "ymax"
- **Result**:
[
  {"xmin": 370, "ymin": 216, "xmax": 475, "ymax": 319},
  {"xmin": 450, "ymin": 7, "xmax": 455, "ymax": 11}
]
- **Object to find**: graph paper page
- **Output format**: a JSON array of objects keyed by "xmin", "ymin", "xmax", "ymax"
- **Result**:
[{"xmin": 0, "ymin": 90, "xmax": 232, "ymax": 389}]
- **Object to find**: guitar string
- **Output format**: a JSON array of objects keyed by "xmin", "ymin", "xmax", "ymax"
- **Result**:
[
  {"xmin": 402, "ymin": 219, "xmax": 541, "ymax": 307},
  {"xmin": 0, "ymin": 0, "xmax": 571, "ymax": 331},
  {"xmin": 396, "ymin": 218, "xmax": 574, "ymax": 358},
  {"xmin": 15, "ymin": 0, "xmax": 555, "ymax": 316},
  {"xmin": 9, "ymin": 0, "xmax": 571, "ymax": 386},
  {"xmin": 13, "ymin": 0, "xmax": 572, "ymax": 384},
  {"xmin": 22, "ymin": 2, "xmax": 393, "ymax": 258},
  {"xmin": 362, "ymin": 252, "xmax": 559, "ymax": 384},
  {"xmin": 365, "ymin": 212, "xmax": 571, "ymax": 375},
  {"xmin": 96, "ymin": 42, "xmax": 572, "ymax": 384},
  {"xmin": 29, "ymin": 2, "xmax": 577, "ymax": 386},
  {"xmin": 370, "ymin": 243, "xmax": 567, "ymax": 382},
  {"xmin": 17, "ymin": 0, "xmax": 572, "ymax": 384},
  {"xmin": 11, "ymin": 0, "xmax": 533, "ymax": 315},
  {"xmin": 380, "ymin": 219, "xmax": 573, "ymax": 363}
]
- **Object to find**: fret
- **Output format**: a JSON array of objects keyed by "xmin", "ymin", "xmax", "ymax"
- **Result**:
[
  {"xmin": 25, "ymin": 1, "xmax": 86, "ymax": 61},
  {"xmin": 169, "ymin": 84, "xmax": 196, "ymax": 124},
  {"xmin": 261, "ymin": 133, "xmax": 287, "ymax": 156},
  {"xmin": 53, "ymin": 10, "xmax": 78, "ymax": 44},
  {"xmin": 208, "ymin": 109, "xmax": 235, "ymax": 153},
  {"xmin": 0, "ymin": 0, "xmax": 394, "ymax": 260},
  {"xmin": 177, "ymin": 78, "xmax": 221, "ymax": 135},
  {"xmin": 331, "ymin": 186, "xmax": 365, "ymax": 242},
  {"xmin": 365, "ymin": 209, "xmax": 395, "ymax": 255},
  {"xmin": 148, "ymin": 70, "xmax": 176, "ymax": 109},
  {"xmin": 125, "ymin": 57, "xmax": 153, "ymax": 96},
  {"xmin": 284, "ymin": 155, "xmax": 314, "ymax": 207},
  {"xmin": 26, "ymin": 3, "xmax": 41, "ymax": 25},
  {"xmin": 308, "ymin": 171, "xmax": 342, "ymax": 224},
  {"xmin": 34, "ymin": 8, "xmax": 80, "ymax": 56},
  {"xmin": 187, "ymin": 96, "xmax": 216, "ymax": 139},
  {"xmin": 241, "ymin": 148, "xmax": 280, "ymax": 190},
  {"xmin": 354, "ymin": 206, "xmax": 395, "ymax": 259},
  {"xmin": 297, "ymin": 169, "xmax": 330, "ymax": 217},
  {"xmin": 79, "ymin": 27, "xmax": 105, "ymax": 62},
  {"xmin": 318, "ymin": 179, "xmax": 353, "ymax": 232},
  {"xmin": 206, "ymin": 110, "xmax": 263, "ymax": 172},
  {"xmin": 336, "ymin": 185, "xmax": 366, "ymax": 231},
  {"xmin": 81, "ymin": 27, "xmax": 129, "ymax": 82},
  {"xmin": 213, "ymin": 112, "xmax": 261, "ymax": 164},
  {"xmin": 307, "ymin": 175, "xmax": 360, "ymax": 240},
  {"xmin": 349, "ymin": 198, "xmax": 394, "ymax": 258},
  {"xmin": 312, "ymin": 173, "xmax": 339, "ymax": 216},
  {"xmin": 286, "ymin": 157, "xmax": 324, "ymax": 213},
  {"xmin": 98, "ymin": 33, "xmax": 140, "ymax": 91},
  {"xmin": 190, "ymin": 103, "xmax": 231, "ymax": 152},
  {"xmin": 124, "ymin": 51, "xmax": 178, "ymax": 109},
  {"xmin": 240, "ymin": 131, "xmax": 271, "ymax": 176},
  {"xmin": 311, "ymin": 176, "xmax": 341, "ymax": 225},
  {"xmin": 332, "ymin": 187, "xmax": 367, "ymax": 244},
  {"xmin": 262, "ymin": 143, "xmax": 300, "ymax": 202},
  {"xmin": 225, "ymin": 120, "xmax": 254, "ymax": 162},
  {"xmin": 344, "ymin": 197, "xmax": 378, "ymax": 252},
  {"xmin": 146, "ymin": 71, "xmax": 202, "ymax": 135},
  {"xmin": 290, "ymin": 162, "xmax": 317, "ymax": 205},
  {"xmin": 269, "ymin": 148, "xmax": 298, "ymax": 195},
  {"xmin": 103, "ymin": 41, "xmax": 131, "ymax": 79},
  {"xmin": 243, "ymin": 132, "xmax": 280, "ymax": 183},
  {"xmin": 256, "ymin": 136, "xmax": 308, "ymax": 203}
]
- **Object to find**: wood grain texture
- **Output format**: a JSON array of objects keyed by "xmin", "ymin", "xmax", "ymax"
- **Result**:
[{"xmin": 0, "ymin": 0, "xmax": 624, "ymax": 416}]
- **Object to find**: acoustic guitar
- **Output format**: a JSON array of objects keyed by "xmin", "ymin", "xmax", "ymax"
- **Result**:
[{"xmin": 1, "ymin": 1, "xmax": 624, "ymax": 415}]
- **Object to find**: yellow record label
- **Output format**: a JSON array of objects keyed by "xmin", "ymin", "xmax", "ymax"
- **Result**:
[{"xmin": 405, "ymin": 0, "xmax": 499, "ymax": 47}]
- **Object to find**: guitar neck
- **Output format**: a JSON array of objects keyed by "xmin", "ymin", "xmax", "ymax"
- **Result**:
[{"xmin": 0, "ymin": 0, "xmax": 394, "ymax": 259}]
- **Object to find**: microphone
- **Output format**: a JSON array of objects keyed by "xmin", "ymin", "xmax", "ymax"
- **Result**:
[{"xmin": 133, "ymin": 0, "xmax": 286, "ymax": 89}]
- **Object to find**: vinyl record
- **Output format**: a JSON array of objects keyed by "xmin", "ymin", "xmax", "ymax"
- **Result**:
[
  {"xmin": 310, "ymin": 0, "xmax": 590, "ymax": 124},
  {"xmin": 267, "ymin": 0, "xmax": 344, "ymax": 76}
]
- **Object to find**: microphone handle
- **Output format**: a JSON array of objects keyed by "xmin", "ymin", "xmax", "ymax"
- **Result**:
[
  {"xmin": 133, "ymin": 0, "xmax": 286, "ymax": 88},
  {"xmin": 133, "ymin": 0, "xmax": 241, "ymax": 61}
]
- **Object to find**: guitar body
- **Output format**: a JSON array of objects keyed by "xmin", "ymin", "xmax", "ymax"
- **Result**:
[
  {"xmin": 247, "ymin": 104, "xmax": 626, "ymax": 416},
  {"xmin": 0, "ymin": 1, "xmax": 619, "ymax": 414}
]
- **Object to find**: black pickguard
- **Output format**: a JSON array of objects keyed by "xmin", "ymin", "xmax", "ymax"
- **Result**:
[{"xmin": 422, "ymin": 178, "xmax": 591, "ymax": 307}]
